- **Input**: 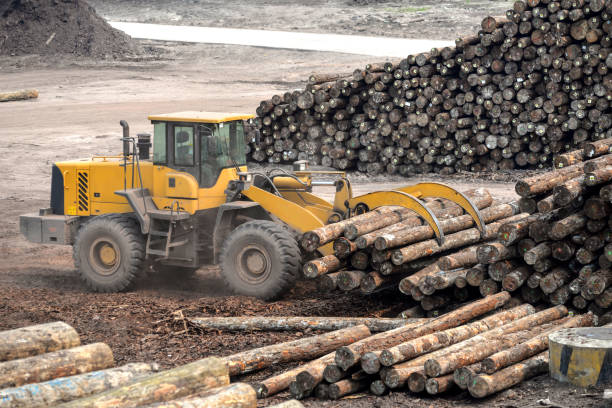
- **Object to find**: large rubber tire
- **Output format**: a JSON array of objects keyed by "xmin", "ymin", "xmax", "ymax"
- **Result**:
[
  {"xmin": 220, "ymin": 220, "xmax": 300, "ymax": 300},
  {"xmin": 73, "ymin": 214, "xmax": 145, "ymax": 292}
]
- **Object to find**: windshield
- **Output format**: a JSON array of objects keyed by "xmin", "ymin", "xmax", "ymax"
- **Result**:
[{"xmin": 199, "ymin": 120, "xmax": 246, "ymax": 188}]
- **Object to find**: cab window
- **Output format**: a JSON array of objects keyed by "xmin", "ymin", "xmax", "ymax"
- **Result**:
[
  {"xmin": 174, "ymin": 126, "xmax": 194, "ymax": 166},
  {"xmin": 153, "ymin": 123, "xmax": 166, "ymax": 164}
]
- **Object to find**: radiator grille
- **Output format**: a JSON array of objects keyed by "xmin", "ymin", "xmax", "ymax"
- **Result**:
[{"xmin": 77, "ymin": 171, "xmax": 89, "ymax": 213}]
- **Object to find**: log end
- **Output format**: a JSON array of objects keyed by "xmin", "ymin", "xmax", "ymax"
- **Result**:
[{"xmin": 468, "ymin": 375, "xmax": 493, "ymax": 398}]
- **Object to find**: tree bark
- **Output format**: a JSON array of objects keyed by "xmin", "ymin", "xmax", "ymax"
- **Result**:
[
  {"xmin": 224, "ymin": 325, "xmax": 371, "ymax": 376},
  {"xmin": 0, "ymin": 363, "xmax": 159, "ymax": 408},
  {"xmin": 141, "ymin": 383, "xmax": 256, "ymax": 408},
  {"xmin": 0, "ymin": 89, "xmax": 38, "ymax": 102},
  {"xmin": 58, "ymin": 357, "xmax": 228, "ymax": 408},
  {"xmin": 468, "ymin": 352, "xmax": 549, "ymax": 398},
  {"xmin": 0, "ymin": 322, "xmax": 80, "ymax": 362},
  {"xmin": 0, "ymin": 343, "xmax": 114, "ymax": 389},
  {"xmin": 303, "ymin": 255, "xmax": 343, "ymax": 278},
  {"xmin": 333, "ymin": 292, "xmax": 510, "ymax": 371}
]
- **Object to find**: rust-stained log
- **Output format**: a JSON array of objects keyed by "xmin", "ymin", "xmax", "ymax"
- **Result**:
[
  {"xmin": 0, "ymin": 343, "xmax": 114, "ymax": 389},
  {"xmin": 333, "ymin": 292, "xmax": 510, "ymax": 371},
  {"xmin": 554, "ymin": 149, "xmax": 584, "ymax": 169},
  {"xmin": 224, "ymin": 325, "xmax": 371, "ymax": 376},
  {"xmin": 355, "ymin": 218, "xmax": 424, "ymax": 249},
  {"xmin": 0, "ymin": 322, "xmax": 80, "ymax": 362},
  {"xmin": 58, "ymin": 357, "xmax": 228, "ymax": 408},
  {"xmin": 477, "ymin": 242, "xmax": 518, "ymax": 264},
  {"xmin": 553, "ymin": 176, "xmax": 586, "ymax": 207},
  {"xmin": 584, "ymin": 138, "xmax": 612, "ymax": 158},
  {"xmin": 188, "ymin": 316, "xmax": 421, "ymax": 333},
  {"xmin": 0, "ymin": 89, "xmax": 38, "ymax": 102},
  {"xmin": 398, "ymin": 261, "xmax": 442, "ymax": 295},
  {"xmin": 481, "ymin": 313, "xmax": 594, "ymax": 374},
  {"xmin": 425, "ymin": 373, "xmax": 456, "ymax": 394},
  {"xmin": 502, "ymin": 266, "xmax": 532, "ymax": 292},
  {"xmin": 453, "ymin": 362, "xmax": 484, "ymax": 389},
  {"xmin": 515, "ymin": 163, "xmax": 586, "ymax": 197},
  {"xmin": 432, "ymin": 268, "xmax": 469, "ymax": 290},
  {"xmin": 479, "ymin": 279, "xmax": 499, "ymax": 296},
  {"xmin": 370, "ymin": 379, "xmax": 388, "ymax": 396},
  {"xmin": 378, "ymin": 305, "xmax": 534, "ymax": 368},
  {"xmin": 0, "ymin": 363, "xmax": 159, "ymax": 408},
  {"xmin": 328, "ymin": 378, "xmax": 369, "ymax": 399},
  {"xmin": 392, "ymin": 214, "xmax": 529, "ymax": 265},
  {"xmin": 253, "ymin": 353, "xmax": 335, "ymax": 398},
  {"xmin": 550, "ymin": 213, "xmax": 587, "ymax": 240},
  {"xmin": 524, "ymin": 242, "xmax": 551, "ymax": 265},
  {"xmin": 540, "ymin": 267, "xmax": 571, "ymax": 295},
  {"xmin": 423, "ymin": 306, "xmax": 568, "ymax": 377},
  {"xmin": 333, "ymin": 237, "xmax": 357, "ymax": 258},
  {"xmin": 141, "ymin": 383, "xmax": 256, "ymax": 408},
  {"xmin": 300, "ymin": 207, "xmax": 398, "ymax": 252},
  {"xmin": 303, "ymin": 255, "xmax": 343, "ymax": 278},
  {"xmin": 376, "ymin": 203, "xmax": 518, "ymax": 251},
  {"xmin": 466, "ymin": 264, "xmax": 487, "ymax": 287},
  {"xmin": 585, "ymin": 166, "xmax": 612, "ymax": 187},
  {"xmin": 468, "ymin": 352, "xmax": 549, "ymax": 398},
  {"xmin": 317, "ymin": 272, "xmax": 341, "ymax": 292},
  {"xmin": 337, "ymin": 270, "xmax": 367, "ymax": 291},
  {"xmin": 438, "ymin": 245, "xmax": 480, "ymax": 271}
]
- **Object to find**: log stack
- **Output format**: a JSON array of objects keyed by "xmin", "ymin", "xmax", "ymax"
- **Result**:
[
  {"xmin": 243, "ymin": 295, "xmax": 597, "ymax": 401},
  {"xmin": 300, "ymin": 151, "xmax": 612, "ymax": 316},
  {"xmin": 248, "ymin": 0, "xmax": 612, "ymax": 176}
]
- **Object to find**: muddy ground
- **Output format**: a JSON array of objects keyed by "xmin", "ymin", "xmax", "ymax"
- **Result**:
[{"xmin": 0, "ymin": 1, "xmax": 609, "ymax": 407}]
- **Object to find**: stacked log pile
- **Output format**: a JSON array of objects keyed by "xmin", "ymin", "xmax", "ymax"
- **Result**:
[
  {"xmin": 300, "ymin": 149, "xmax": 612, "ymax": 315},
  {"xmin": 0, "ymin": 321, "xmax": 160, "ymax": 407},
  {"xmin": 227, "ymin": 293, "xmax": 597, "ymax": 401},
  {"xmin": 248, "ymin": 0, "xmax": 612, "ymax": 176}
]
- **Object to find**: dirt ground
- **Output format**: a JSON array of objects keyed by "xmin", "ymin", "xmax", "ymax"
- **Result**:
[{"xmin": 0, "ymin": 1, "xmax": 609, "ymax": 407}]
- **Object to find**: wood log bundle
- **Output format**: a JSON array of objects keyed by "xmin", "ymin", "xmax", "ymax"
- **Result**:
[
  {"xmin": 248, "ymin": 0, "xmax": 612, "ymax": 176},
  {"xmin": 300, "ymin": 151, "xmax": 612, "ymax": 316},
  {"xmin": 248, "ymin": 294, "xmax": 597, "ymax": 401}
]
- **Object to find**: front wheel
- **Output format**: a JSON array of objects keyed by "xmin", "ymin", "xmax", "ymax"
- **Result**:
[
  {"xmin": 220, "ymin": 220, "xmax": 300, "ymax": 300},
  {"xmin": 73, "ymin": 214, "xmax": 145, "ymax": 292}
]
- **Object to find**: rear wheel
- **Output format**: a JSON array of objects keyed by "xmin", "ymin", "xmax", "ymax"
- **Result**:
[
  {"xmin": 73, "ymin": 214, "xmax": 145, "ymax": 292},
  {"xmin": 220, "ymin": 220, "xmax": 300, "ymax": 300}
]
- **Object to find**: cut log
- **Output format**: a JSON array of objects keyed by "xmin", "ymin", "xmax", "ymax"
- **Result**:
[
  {"xmin": 502, "ymin": 266, "xmax": 532, "ymax": 292},
  {"xmin": 141, "ymin": 383, "xmax": 256, "ymax": 408},
  {"xmin": 524, "ymin": 242, "xmax": 551, "ymax": 265},
  {"xmin": 425, "ymin": 373, "xmax": 456, "ymax": 394},
  {"xmin": 224, "ymin": 325, "xmax": 371, "ymax": 376},
  {"xmin": 58, "ymin": 357, "xmax": 228, "ymax": 408},
  {"xmin": 328, "ymin": 378, "xmax": 369, "ymax": 399},
  {"xmin": 376, "ymin": 203, "xmax": 518, "ymax": 251},
  {"xmin": 0, "ymin": 321, "xmax": 80, "ymax": 362},
  {"xmin": 337, "ymin": 270, "xmax": 367, "ymax": 291},
  {"xmin": 515, "ymin": 163, "xmax": 586, "ymax": 197},
  {"xmin": 438, "ymin": 244, "xmax": 480, "ymax": 270},
  {"xmin": 469, "ymin": 351, "xmax": 549, "ymax": 398},
  {"xmin": 303, "ymin": 255, "xmax": 343, "ymax": 278},
  {"xmin": 0, "ymin": 89, "xmax": 38, "ymax": 102},
  {"xmin": 477, "ymin": 242, "xmax": 518, "ymax": 264},
  {"xmin": 466, "ymin": 264, "xmax": 488, "ymax": 287},
  {"xmin": 423, "ymin": 306, "xmax": 568, "ymax": 377},
  {"xmin": 481, "ymin": 313, "xmax": 595, "ymax": 374},
  {"xmin": 253, "ymin": 353, "xmax": 335, "ymax": 398},
  {"xmin": 317, "ymin": 272, "xmax": 341, "ymax": 292},
  {"xmin": 0, "ymin": 363, "xmax": 159, "ymax": 408},
  {"xmin": 0, "ymin": 343, "xmax": 114, "ymax": 389},
  {"xmin": 550, "ymin": 214, "xmax": 587, "ymax": 240},
  {"xmin": 300, "ymin": 208, "xmax": 397, "ymax": 252},
  {"xmin": 453, "ymin": 362, "xmax": 484, "ymax": 389},
  {"xmin": 392, "ymin": 214, "xmax": 529, "ymax": 265},
  {"xmin": 334, "ymin": 292, "xmax": 510, "ymax": 371},
  {"xmin": 188, "ymin": 316, "xmax": 421, "ymax": 333},
  {"xmin": 378, "ymin": 304, "xmax": 534, "ymax": 368}
]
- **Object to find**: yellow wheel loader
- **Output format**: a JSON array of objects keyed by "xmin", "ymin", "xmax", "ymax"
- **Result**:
[{"xmin": 20, "ymin": 111, "xmax": 486, "ymax": 300}]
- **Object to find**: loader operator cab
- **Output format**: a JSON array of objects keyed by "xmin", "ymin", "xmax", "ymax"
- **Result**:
[{"xmin": 149, "ymin": 112, "xmax": 250, "ymax": 189}]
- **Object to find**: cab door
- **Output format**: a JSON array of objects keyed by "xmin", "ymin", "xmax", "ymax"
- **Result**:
[{"xmin": 171, "ymin": 124, "xmax": 199, "ymax": 182}]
